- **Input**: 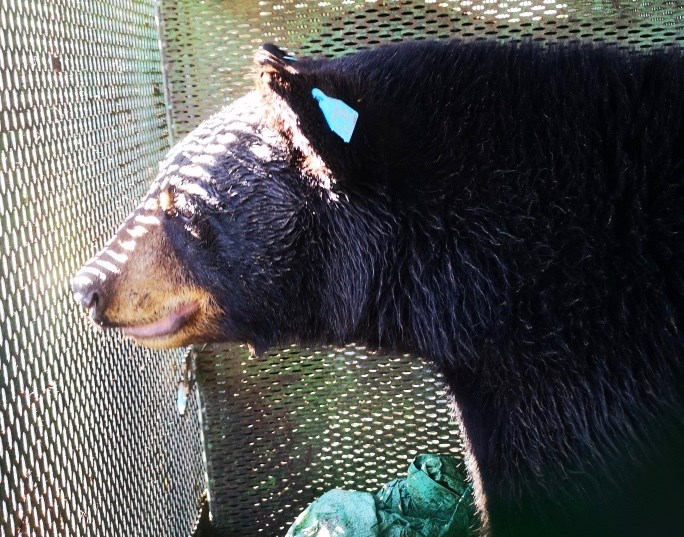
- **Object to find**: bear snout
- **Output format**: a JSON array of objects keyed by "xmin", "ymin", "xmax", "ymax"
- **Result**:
[
  {"xmin": 72, "ymin": 269, "xmax": 109, "ymax": 325},
  {"xmin": 71, "ymin": 213, "xmax": 224, "ymax": 348}
]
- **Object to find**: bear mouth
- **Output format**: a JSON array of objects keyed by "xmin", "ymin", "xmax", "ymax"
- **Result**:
[{"xmin": 122, "ymin": 302, "xmax": 199, "ymax": 340}]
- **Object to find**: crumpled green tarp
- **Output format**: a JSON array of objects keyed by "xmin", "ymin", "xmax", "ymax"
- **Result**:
[{"xmin": 285, "ymin": 454, "xmax": 476, "ymax": 537}]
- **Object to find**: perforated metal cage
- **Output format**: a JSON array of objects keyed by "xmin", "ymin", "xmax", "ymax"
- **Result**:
[
  {"xmin": 0, "ymin": 2, "xmax": 204, "ymax": 536},
  {"xmin": 2, "ymin": 1, "xmax": 683, "ymax": 536}
]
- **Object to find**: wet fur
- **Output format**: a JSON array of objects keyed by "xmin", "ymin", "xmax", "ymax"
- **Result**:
[{"xmin": 253, "ymin": 41, "xmax": 684, "ymax": 536}]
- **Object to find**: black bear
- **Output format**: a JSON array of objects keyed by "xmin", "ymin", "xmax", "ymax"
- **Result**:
[{"xmin": 72, "ymin": 40, "xmax": 684, "ymax": 536}]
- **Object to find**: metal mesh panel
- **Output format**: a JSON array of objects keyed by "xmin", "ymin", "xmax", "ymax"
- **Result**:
[
  {"xmin": 1, "ymin": 1, "xmax": 204, "ymax": 536},
  {"xmin": 196, "ymin": 344, "xmax": 461, "ymax": 535},
  {"xmin": 157, "ymin": 1, "xmax": 683, "ymax": 535},
  {"xmin": 160, "ymin": 0, "xmax": 684, "ymax": 138}
]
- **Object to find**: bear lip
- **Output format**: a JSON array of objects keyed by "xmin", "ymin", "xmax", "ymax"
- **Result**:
[{"xmin": 122, "ymin": 302, "xmax": 199, "ymax": 340}]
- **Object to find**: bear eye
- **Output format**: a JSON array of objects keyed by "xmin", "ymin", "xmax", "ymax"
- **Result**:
[
  {"xmin": 176, "ymin": 204, "xmax": 195, "ymax": 223},
  {"xmin": 174, "ymin": 192, "xmax": 196, "ymax": 223}
]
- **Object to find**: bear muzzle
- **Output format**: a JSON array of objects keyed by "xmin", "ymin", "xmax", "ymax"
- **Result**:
[
  {"xmin": 72, "ymin": 266, "xmax": 210, "ymax": 347},
  {"xmin": 71, "ymin": 245, "xmax": 222, "ymax": 348},
  {"xmin": 72, "ymin": 269, "xmax": 109, "ymax": 327}
]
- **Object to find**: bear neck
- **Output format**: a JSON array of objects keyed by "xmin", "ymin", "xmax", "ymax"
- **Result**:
[{"xmin": 314, "ymin": 189, "xmax": 507, "ymax": 376}]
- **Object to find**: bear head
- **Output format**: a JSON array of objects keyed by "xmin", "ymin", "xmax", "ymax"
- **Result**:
[{"xmin": 71, "ymin": 88, "xmax": 330, "ymax": 351}]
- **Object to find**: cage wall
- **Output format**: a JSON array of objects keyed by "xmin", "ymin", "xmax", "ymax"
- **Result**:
[{"xmin": 1, "ymin": 1, "xmax": 205, "ymax": 536}]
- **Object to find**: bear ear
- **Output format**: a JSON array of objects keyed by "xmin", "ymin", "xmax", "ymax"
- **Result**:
[
  {"xmin": 255, "ymin": 44, "xmax": 361, "ymax": 191},
  {"xmin": 254, "ymin": 43, "xmax": 303, "ymax": 105},
  {"xmin": 255, "ymin": 43, "xmax": 299, "ymax": 74}
]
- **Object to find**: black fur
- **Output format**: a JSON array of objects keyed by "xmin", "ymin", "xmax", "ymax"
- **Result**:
[{"xmin": 169, "ymin": 41, "xmax": 684, "ymax": 535}]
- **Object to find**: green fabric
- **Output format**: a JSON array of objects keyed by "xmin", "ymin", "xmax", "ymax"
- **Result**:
[
  {"xmin": 286, "ymin": 489, "xmax": 378, "ymax": 537},
  {"xmin": 286, "ymin": 455, "xmax": 476, "ymax": 537}
]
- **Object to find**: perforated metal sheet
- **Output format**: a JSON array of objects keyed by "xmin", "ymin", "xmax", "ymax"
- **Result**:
[
  {"xmin": 157, "ymin": 1, "xmax": 684, "ymax": 535},
  {"xmin": 160, "ymin": 0, "xmax": 684, "ymax": 139},
  {"xmin": 1, "ymin": 1, "xmax": 204, "ymax": 536},
  {"xmin": 196, "ymin": 344, "xmax": 463, "ymax": 535}
]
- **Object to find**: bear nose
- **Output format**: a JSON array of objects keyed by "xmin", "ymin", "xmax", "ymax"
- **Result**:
[{"xmin": 72, "ymin": 273, "xmax": 104, "ymax": 323}]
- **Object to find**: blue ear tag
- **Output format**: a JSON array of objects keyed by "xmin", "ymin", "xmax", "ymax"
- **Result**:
[{"xmin": 311, "ymin": 88, "xmax": 359, "ymax": 143}]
